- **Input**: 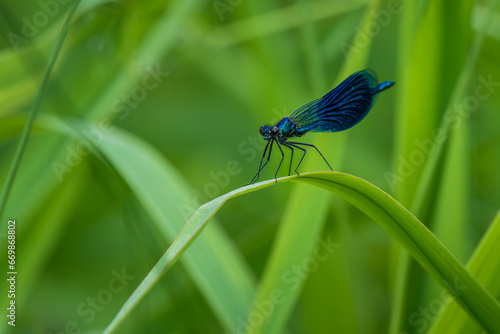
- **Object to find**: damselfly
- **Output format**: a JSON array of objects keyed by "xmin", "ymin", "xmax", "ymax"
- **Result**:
[{"xmin": 249, "ymin": 69, "xmax": 394, "ymax": 184}]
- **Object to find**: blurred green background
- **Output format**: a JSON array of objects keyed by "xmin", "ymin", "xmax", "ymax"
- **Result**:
[{"xmin": 0, "ymin": 0, "xmax": 499, "ymax": 333}]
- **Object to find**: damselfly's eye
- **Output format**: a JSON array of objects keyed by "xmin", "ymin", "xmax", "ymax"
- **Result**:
[{"xmin": 259, "ymin": 125, "xmax": 267, "ymax": 135}]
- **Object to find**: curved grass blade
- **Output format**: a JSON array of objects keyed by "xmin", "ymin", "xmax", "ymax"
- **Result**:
[
  {"xmin": 429, "ymin": 210, "xmax": 500, "ymax": 333},
  {"xmin": 21, "ymin": 116, "xmax": 257, "ymax": 334},
  {"xmin": 85, "ymin": 127, "xmax": 255, "ymax": 334},
  {"xmin": 105, "ymin": 171, "xmax": 500, "ymax": 334},
  {"xmin": 5, "ymin": 110, "xmax": 258, "ymax": 333},
  {"xmin": 0, "ymin": 0, "xmax": 206, "ymax": 319},
  {"xmin": 0, "ymin": 0, "xmax": 204, "ymax": 226}
]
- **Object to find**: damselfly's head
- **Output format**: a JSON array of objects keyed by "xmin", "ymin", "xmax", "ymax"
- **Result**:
[{"xmin": 260, "ymin": 125, "xmax": 279, "ymax": 140}]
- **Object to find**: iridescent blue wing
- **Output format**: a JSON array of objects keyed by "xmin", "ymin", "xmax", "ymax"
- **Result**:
[{"xmin": 290, "ymin": 69, "xmax": 394, "ymax": 134}]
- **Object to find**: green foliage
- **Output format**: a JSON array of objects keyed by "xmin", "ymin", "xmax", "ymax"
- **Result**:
[
  {"xmin": 1, "ymin": 0, "xmax": 499, "ymax": 333},
  {"xmin": 103, "ymin": 170, "xmax": 500, "ymax": 333}
]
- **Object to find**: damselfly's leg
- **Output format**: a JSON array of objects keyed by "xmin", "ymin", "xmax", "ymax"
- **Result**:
[
  {"xmin": 281, "ymin": 142, "xmax": 294, "ymax": 176},
  {"xmin": 285, "ymin": 142, "xmax": 306, "ymax": 175},
  {"xmin": 248, "ymin": 140, "xmax": 273, "ymax": 185},
  {"xmin": 274, "ymin": 140, "xmax": 286, "ymax": 182},
  {"xmin": 287, "ymin": 141, "xmax": 333, "ymax": 171}
]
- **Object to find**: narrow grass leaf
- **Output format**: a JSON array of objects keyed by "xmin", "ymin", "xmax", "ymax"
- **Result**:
[
  {"xmin": 86, "ymin": 0, "xmax": 203, "ymax": 120},
  {"xmin": 107, "ymin": 171, "xmax": 500, "ymax": 334},
  {"xmin": 93, "ymin": 127, "xmax": 256, "ymax": 334},
  {"xmin": 207, "ymin": 0, "xmax": 367, "ymax": 47},
  {"xmin": 1, "ymin": 113, "xmax": 258, "ymax": 333},
  {"xmin": 429, "ymin": 210, "xmax": 500, "ymax": 333},
  {"xmin": 249, "ymin": 1, "xmax": 384, "ymax": 333},
  {"xmin": 0, "ymin": 0, "xmax": 81, "ymax": 217},
  {"xmin": 390, "ymin": 1, "xmax": 496, "ymax": 331}
]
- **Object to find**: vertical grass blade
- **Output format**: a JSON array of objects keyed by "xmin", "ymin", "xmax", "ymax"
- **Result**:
[
  {"xmin": 86, "ymin": 0, "xmax": 203, "ymax": 121},
  {"xmin": 249, "ymin": 2, "xmax": 384, "ymax": 333},
  {"xmin": 390, "ymin": 1, "xmax": 495, "ymax": 331},
  {"xmin": 0, "ymin": 0, "xmax": 80, "ymax": 217}
]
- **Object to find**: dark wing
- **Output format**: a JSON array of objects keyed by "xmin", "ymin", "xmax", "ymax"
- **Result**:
[{"xmin": 290, "ymin": 69, "xmax": 385, "ymax": 133}]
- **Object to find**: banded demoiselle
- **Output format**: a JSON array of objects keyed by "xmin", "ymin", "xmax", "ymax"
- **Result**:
[{"xmin": 249, "ymin": 69, "xmax": 395, "ymax": 184}]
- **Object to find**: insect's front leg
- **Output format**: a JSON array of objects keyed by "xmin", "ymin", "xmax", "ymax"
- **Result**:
[
  {"xmin": 274, "ymin": 140, "xmax": 286, "ymax": 182},
  {"xmin": 281, "ymin": 141, "xmax": 294, "ymax": 176},
  {"xmin": 248, "ymin": 140, "xmax": 275, "ymax": 184}
]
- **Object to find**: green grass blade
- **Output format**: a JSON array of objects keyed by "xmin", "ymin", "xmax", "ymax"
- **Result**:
[
  {"xmin": 0, "ymin": 0, "xmax": 80, "ymax": 216},
  {"xmin": 0, "ymin": 1, "xmax": 107, "ymax": 112},
  {"xmin": 0, "ymin": 146, "xmax": 86, "ymax": 334},
  {"xmin": 14, "ymin": 167, "xmax": 85, "ymax": 295},
  {"xmin": 1, "ymin": 109, "xmax": 257, "ymax": 333},
  {"xmin": 429, "ymin": 210, "xmax": 500, "ymax": 333},
  {"xmin": 89, "ymin": 127, "xmax": 256, "ymax": 334},
  {"xmin": 86, "ymin": 0, "xmax": 203, "ymax": 121},
  {"xmin": 390, "ymin": 1, "xmax": 496, "ymax": 331},
  {"xmin": 0, "ymin": 0, "xmax": 204, "ymax": 224},
  {"xmin": 410, "ymin": 0, "xmax": 496, "ymax": 220},
  {"xmin": 105, "ymin": 171, "xmax": 500, "ymax": 334},
  {"xmin": 246, "ymin": 1, "xmax": 331, "ymax": 332},
  {"xmin": 392, "ymin": 0, "xmax": 453, "ymax": 207},
  {"xmin": 207, "ymin": 0, "xmax": 366, "ymax": 47},
  {"xmin": 294, "ymin": 173, "xmax": 500, "ymax": 334},
  {"xmin": 0, "ymin": 2, "xmax": 206, "ymax": 326},
  {"xmin": 247, "ymin": 1, "xmax": 384, "ymax": 332}
]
